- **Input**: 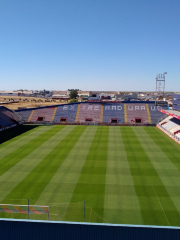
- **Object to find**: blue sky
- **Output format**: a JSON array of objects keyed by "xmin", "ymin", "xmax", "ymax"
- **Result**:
[{"xmin": 0, "ymin": 0, "xmax": 180, "ymax": 91}]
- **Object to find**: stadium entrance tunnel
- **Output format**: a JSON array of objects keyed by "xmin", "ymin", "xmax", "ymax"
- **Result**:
[
  {"xmin": 135, "ymin": 118, "xmax": 142, "ymax": 123},
  {"xmin": 85, "ymin": 118, "xmax": 93, "ymax": 122},
  {"xmin": 59, "ymin": 117, "xmax": 67, "ymax": 122},
  {"xmin": 111, "ymin": 118, "xmax": 118, "ymax": 123},
  {"xmin": 36, "ymin": 117, "xmax": 44, "ymax": 122}
]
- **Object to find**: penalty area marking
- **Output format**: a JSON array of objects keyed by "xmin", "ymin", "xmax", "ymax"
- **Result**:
[{"xmin": 152, "ymin": 185, "xmax": 170, "ymax": 226}]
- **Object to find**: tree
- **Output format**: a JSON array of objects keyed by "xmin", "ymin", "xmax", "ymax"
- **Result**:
[
  {"xmin": 69, "ymin": 98, "xmax": 78, "ymax": 103},
  {"xmin": 69, "ymin": 90, "xmax": 78, "ymax": 99}
]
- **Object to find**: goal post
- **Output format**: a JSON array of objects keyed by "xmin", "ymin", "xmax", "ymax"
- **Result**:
[{"xmin": 0, "ymin": 204, "xmax": 49, "ymax": 220}]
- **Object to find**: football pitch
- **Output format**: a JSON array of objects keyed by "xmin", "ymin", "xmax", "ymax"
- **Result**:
[{"xmin": 0, "ymin": 125, "xmax": 180, "ymax": 226}]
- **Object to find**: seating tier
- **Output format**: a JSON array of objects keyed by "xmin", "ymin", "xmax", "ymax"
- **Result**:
[
  {"xmin": 77, "ymin": 103, "xmax": 101, "ymax": 123},
  {"xmin": 103, "ymin": 104, "xmax": 124, "ymax": 123},
  {"xmin": 0, "ymin": 107, "xmax": 19, "ymax": 128},
  {"xmin": 30, "ymin": 108, "xmax": 55, "ymax": 122},
  {"xmin": 148, "ymin": 105, "xmax": 169, "ymax": 124},
  {"xmin": 54, "ymin": 104, "xmax": 78, "ymax": 123},
  {"xmin": 16, "ymin": 110, "xmax": 32, "ymax": 121},
  {"xmin": 126, "ymin": 104, "xmax": 149, "ymax": 123}
]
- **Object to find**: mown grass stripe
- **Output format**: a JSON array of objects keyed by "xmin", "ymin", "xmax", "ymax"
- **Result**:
[
  {"xmin": 123, "ymin": 126, "xmax": 180, "ymax": 226},
  {"xmin": 64, "ymin": 126, "xmax": 109, "ymax": 223},
  {"xmin": 36, "ymin": 126, "xmax": 98, "ymax": 221},
  {"xmin": 144, "ymin": 127, "xmax": 180, "ymax": 172},
  {"xmin": 0, "ymin": 126, "xmax": 48, "ymax": 159},
  {"xmin": 0, "ymin": 126, "xmax": 86, "ymax": 219},
  {"xmin": 0, "ymin": 126, "xmax": 63, "ymax": 177},
  {"xmin": 1, "ymin": 125, "xmax": 179, "ymax": 224},
  {"xmin": 120, "ymin": 127, "xmax": 171, "ymax": 225},
  {"xmin": 133, "ymin": 127, "xmax": 180, "ymax": 219},
  {"xmin": 0, "ymin": 125, "xmax": 73, "ymax": 205},
  {"xmin": 103, "ymin": 126, "xmax": 143, "ymax": 224}
]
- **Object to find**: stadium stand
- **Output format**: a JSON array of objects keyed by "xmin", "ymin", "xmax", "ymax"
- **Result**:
[
  {"xmin": 103, "ymin": 103, "xmax": 124, "ymax": 123},
  {"xmin": 0, "ymin": 106, "xmax": 20, "ymax": 129},
  {"xmin": 148, "ymin": 104, "xmax": 168, "ymax": 124},
  {"xmin": 157, "ymin": 116, "xmax": 180, "ymax": 142},
  {"xmin": 162, "ymin": 118, "xmax": 180, "ymax": 131},
  {"xmin": 15, "ymin": 102, "xmax": 169, "ymax": 125},
  {"xmin": 77, "ymin": 103, "xmax": 101, "ymax": 123},
  {"xmin": 126, "ymin": 103, "xmax": 149, "ymax": 123},
  {"xmin": 157, "ymin": 94, "xmax": 180, "ymax": 143},
  {"xmin": 3, "ymin": 109, "xmax": 20, "ymax": 122},
  {"xmin": 30, "ymin": 107, "xmax": 55, "ymax": 122},
  {"xmin": 15, "ymin": 109, "xmax": 33, "ymax": 122},
  {"xmin": 160, "ymin": 109, "xmax": 180, "ymax": 119},
  {"xmin": 173, "ymin": 94, "xmax": 180, "ymax": 111},
  {"xmin": 159, "ymin": 116, "xmax": 173, "ymax": 125},
  {"xmin": 54, "ymin": 104, "xmax": 78, "ymax": 123}
]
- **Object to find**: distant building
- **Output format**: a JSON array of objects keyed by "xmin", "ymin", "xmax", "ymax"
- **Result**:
[
  {"xmin": 123, "ymin": 93, "xmax": 138, "ymax": 101},
  {"xmin": 52, "ymin": 94, "xmax": 70, "ymax": 100},
  {"xmin": 0, "ymin": 91, "xmax": 19, "ymax": 97},
  {"xmin": 100, "ymin": 93, "xmax": 111, "ymax": 100},
  {"xmin": 88, "ymin": 92, "xmax": 100, "ymax": 100}
]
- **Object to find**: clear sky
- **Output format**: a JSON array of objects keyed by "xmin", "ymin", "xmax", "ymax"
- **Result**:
[{"xmin": 0, "ymin": 0, "xmax": 180, "ymax": 91}]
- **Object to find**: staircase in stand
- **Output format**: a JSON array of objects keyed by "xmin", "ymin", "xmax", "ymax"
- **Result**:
[
  {"xmin": 28, "ymin": 110, "xmax": 34, "ymax": 122},
  {"xmin": 146, "ymin": 104, "xmax": 152, "ymax": 124},
  {"xmin": 75, "ymin": 104, "xmax": 80, "ymax": 122},
  {"xmin": 51, "ymin": 107, "xmax": 57, "ymax": 122},
  {"xmin": 100, "ymin": 105, "xmax": 104, "ymax": 123},
  {"xmin": 12, "ymin": 110, "xmax": 22, "ymax": 122},
  {"xmin": 124, "ymin": 104, "xmax": 127, "ymax": 124}
]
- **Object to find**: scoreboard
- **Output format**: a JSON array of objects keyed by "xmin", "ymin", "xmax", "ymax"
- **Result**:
[{"xmin": 155, "ymin": 101, "xmax": 168, "ymax": 107}]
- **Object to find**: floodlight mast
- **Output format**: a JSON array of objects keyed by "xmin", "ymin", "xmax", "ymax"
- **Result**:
[{"xmin": 156, "ymin": 72, "xmax": 167, "ymax": 98}]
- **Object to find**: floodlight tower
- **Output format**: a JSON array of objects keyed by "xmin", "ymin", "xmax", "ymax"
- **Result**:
[{"xmin": 156, "ymin": 72, "xmax": 167, "ymax": 98}]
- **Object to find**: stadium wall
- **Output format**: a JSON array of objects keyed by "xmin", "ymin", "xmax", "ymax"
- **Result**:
[{"xmin": 1, "ymin": 219, "xmax": 180, "ymax": 240}]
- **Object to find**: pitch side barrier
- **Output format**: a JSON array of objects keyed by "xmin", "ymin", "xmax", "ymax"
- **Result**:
[
  {"xmin": 24, "ymin": 122, "xmax": 156, "ymax": 126},
  {"xmin": 1, "ymin": 219, "xmax": 180, "ymax": 240}
]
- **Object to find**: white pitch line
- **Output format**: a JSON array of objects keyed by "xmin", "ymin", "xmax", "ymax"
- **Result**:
[
  {"xmin": 48, "ymin": 201, "xmax": 83, "ymax": 205},
  {"xmin": 152, "ymin": 185, "xmax": 170, "ymax": 226}
]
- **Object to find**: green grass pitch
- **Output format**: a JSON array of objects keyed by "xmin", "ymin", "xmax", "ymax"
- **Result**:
[{"xmin": 0, "ymin": 125, "xmax": 180, "ymax": 226}]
